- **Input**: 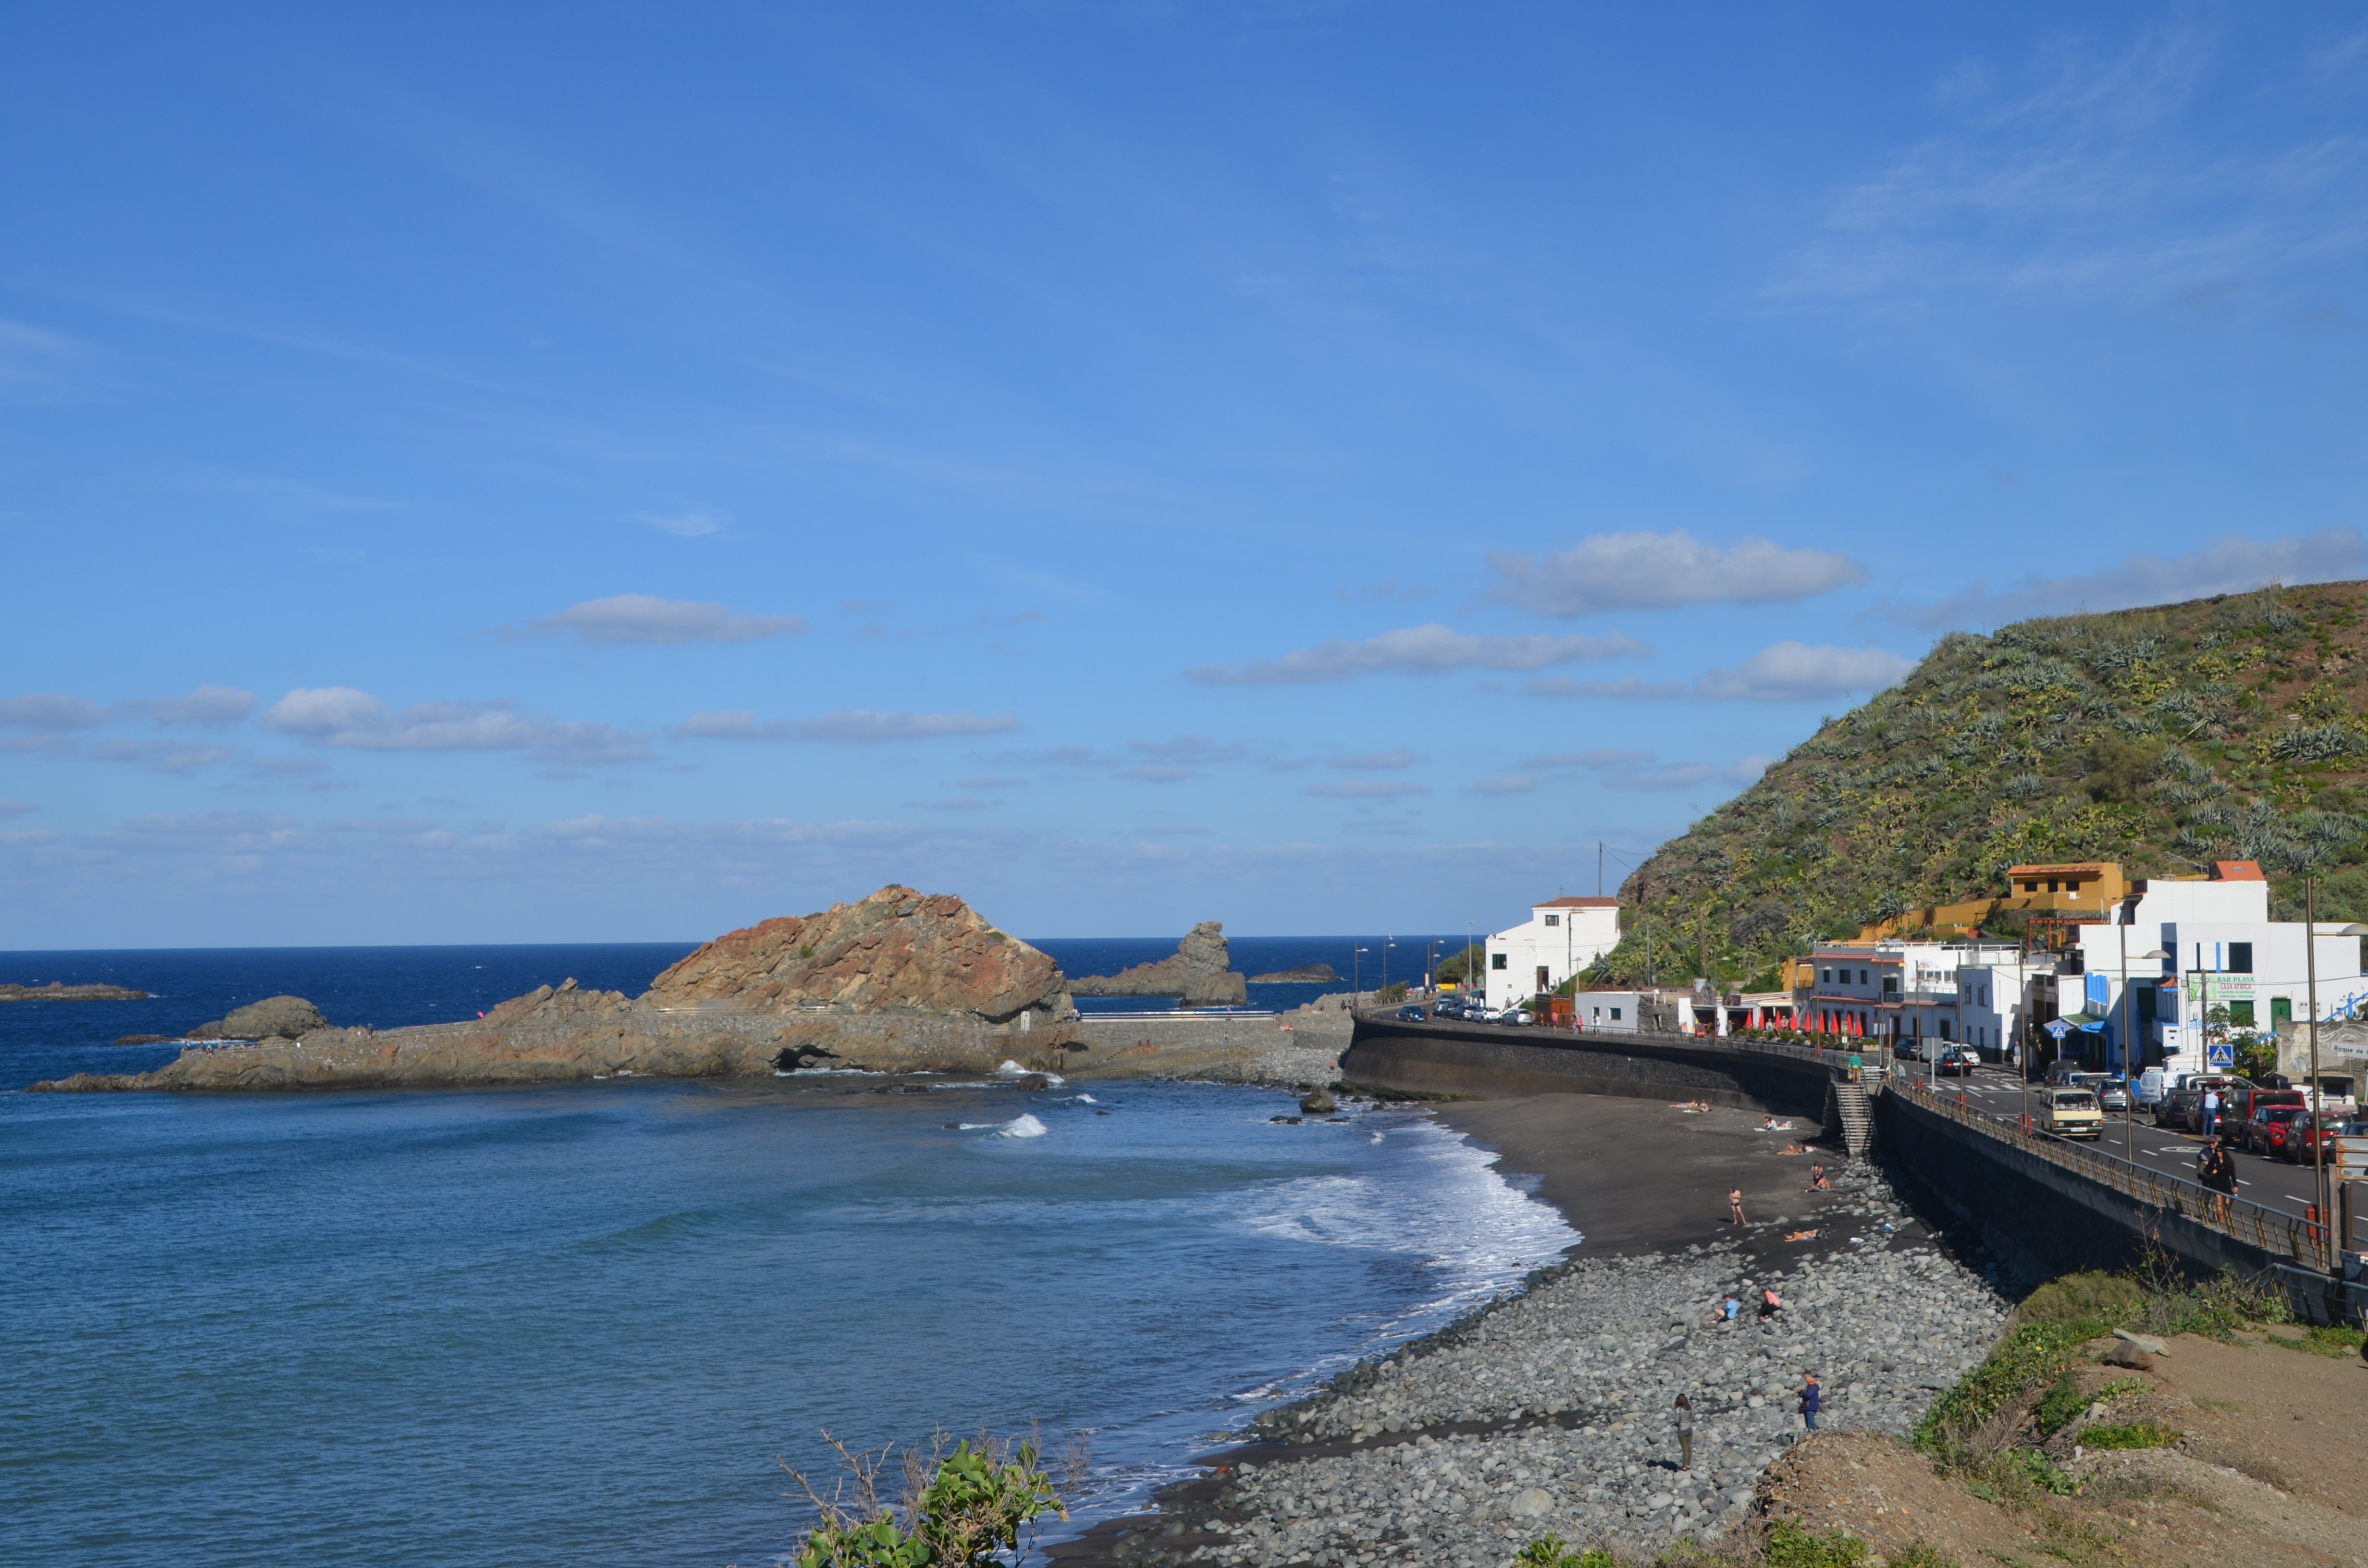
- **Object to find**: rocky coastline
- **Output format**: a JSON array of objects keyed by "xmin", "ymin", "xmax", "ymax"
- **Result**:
[
  {"xmin": 1246, "ymin": 964, "xmax": 1340, "ymax": 985},
  {"xmin": 1052, "ymin": 1114, "xmax": 2013, "ymax": 1568},
  {"xmin": 2, "ymin": 981, "xmax": 150, "ymax": 1001}
]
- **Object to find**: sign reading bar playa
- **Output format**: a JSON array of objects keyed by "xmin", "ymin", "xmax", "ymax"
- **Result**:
[{"xmin": 2184, "ymin": 972, "xmax": 2256, "ymax": 1005}]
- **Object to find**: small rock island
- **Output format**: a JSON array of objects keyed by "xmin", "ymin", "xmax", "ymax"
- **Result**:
[
  {"xmin": 0, "ymin": 981, "xmax": 151, "ymax": 1002},
  {"xmin": 1067, "ymin": 921, "xmax": 1249, "ymax": 1006}
]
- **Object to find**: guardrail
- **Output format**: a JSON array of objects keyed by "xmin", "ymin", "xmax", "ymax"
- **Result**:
[
  {"xmin": 1358, "ymin": 1008, "xmax": 1886, "ymax": 1080},
  {"xmin": 1889, "ymin": 1075, "xmax": 2329, "ymax": 1273}
]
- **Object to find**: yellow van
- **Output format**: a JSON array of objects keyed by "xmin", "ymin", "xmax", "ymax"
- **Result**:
[{"xmin": 2042, "ymin": 1088, "xmax": 2104, "ymax": 1139}]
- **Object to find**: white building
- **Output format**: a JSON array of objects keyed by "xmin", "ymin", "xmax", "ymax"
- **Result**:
[
  {"xmin": 2070, "ymin": 861, "xmax": 2368, "ymax": 1076},
  {"xmin": 1486, "ymin": 896, "xmax": 1620, "ymax": 1011},
  {"xmin": 1570, "ymin": 988, "xmax": 1699, "ymax": 1034}
]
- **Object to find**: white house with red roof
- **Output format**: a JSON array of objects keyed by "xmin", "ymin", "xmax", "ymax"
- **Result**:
[{"xmin": 1484, "ymin": 895, "xmax": 1621, "ymax": 1011}]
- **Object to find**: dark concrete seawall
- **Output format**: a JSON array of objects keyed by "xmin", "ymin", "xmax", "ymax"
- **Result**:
[{"xmin": 1339, "ymin": 1020, "xmax": 1830, "ymax": 1118}]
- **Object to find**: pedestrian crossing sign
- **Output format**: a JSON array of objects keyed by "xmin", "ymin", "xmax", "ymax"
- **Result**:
[{"xmin": 2207, "ymin": 1042, "xmax": 2234, "ymax": 1067}]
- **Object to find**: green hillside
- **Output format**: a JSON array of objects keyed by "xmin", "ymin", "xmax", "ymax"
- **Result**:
[{"xmin": 1600, "ymin": 581, "xmax": 2368, "ymax": 990}]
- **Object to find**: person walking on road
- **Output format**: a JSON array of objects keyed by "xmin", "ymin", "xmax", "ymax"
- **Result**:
[
  {"xmin": 2197, "ymin": 1136, "xmax": 2238, "ymax": 1225},
  {"xmin": 2201, "ymin": 1087, "xmax": 2221, "ymax": 1139},
  {"xmin": 1798, "ymin": 1372, "xmax": 1821, "ymax": 1432},
  {"xmin": 1674, "ymin": 1394, "xmax": 1694, "ymax": 1470},
  {"xmin": 1728, "ymin": 1186, "xmax": 1746, "ymax": 1225}
]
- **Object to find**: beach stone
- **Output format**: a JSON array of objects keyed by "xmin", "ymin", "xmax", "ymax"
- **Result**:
[{"xmin": 1301, "ymin": 1089, "xmax": 1339, "ymax": 1115}]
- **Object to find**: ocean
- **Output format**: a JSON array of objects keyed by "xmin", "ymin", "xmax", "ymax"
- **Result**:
[{"xmin": 1, "ymin": 942, "xmax": 1567, "ymax": 1568}]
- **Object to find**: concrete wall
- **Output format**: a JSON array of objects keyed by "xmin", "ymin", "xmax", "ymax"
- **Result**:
[{"xmin": 1340, "ymin": 1019, "xmax": 1830, "ymax": 1117}]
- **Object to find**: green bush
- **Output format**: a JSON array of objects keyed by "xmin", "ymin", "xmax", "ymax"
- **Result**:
[
  {"xmin": 1514, "ymin": 1536, "xmax": 1613, "ymax": 1568},
  {"xmin": 2017, "ymin": 1271, "xmax": 2143, "ymax": 1334},
  {"xmin": 789, "ymin": 1434, "xmax": 1064, "ymax": 1568},
  {"xmin": 1765, "ymin": 1517, "xmax": 1870, "ymax": 1568},
  {"xmin": 2031, "ymin": 1371, "xmax": 2088, "ymax": 1439},
  {"xmin": 2266, "ymin": 1323, "xmax": 2368, "ymax": 1358},
  {"xmin": 2080, "ymin": 1421, "xmax": 2180, "ymax": 1451}
]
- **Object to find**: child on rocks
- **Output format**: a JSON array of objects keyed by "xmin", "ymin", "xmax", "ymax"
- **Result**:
[
  {"xmin": 1674, "ymin": 1395, "xmax": 1694, "ymax": 1470},
  {"xmin": 1799, "ymin": 1372, "xmax": 1820, "ymax": 1431}
]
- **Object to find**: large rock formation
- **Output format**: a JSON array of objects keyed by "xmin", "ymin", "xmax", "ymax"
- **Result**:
[
  {"xmin": 191, "ymin": 995, "xmax": 329, "ymax": 1040},
  {"xmin": 645, "ymin": 885, "xmax": 1070, "ymax": 1022},
  {"xmin": 1070, "ymin": 921, "xmax": 1248, "ymax": 1006},
  {"xmin": 35, "ymin": 886, "xmax": 1074, "ymax": 1093}
]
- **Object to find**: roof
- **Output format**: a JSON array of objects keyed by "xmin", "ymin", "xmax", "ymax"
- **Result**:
[
  {"xmin": 1533, "ymin": 896, "xmax": 1619, "ymax": 908},
  {"xmin": 2210, "ymin": 860, "xmax": 2266, "ymax": 882},
  {"xmin": 2007, "ymin": 862, "xmax": 2115, "ymax": 876}
]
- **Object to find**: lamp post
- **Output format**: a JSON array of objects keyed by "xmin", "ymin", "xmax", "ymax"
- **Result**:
[{"xmin": 1353, "ymin": 944, "xmax": 1368, "ymax": 1007}]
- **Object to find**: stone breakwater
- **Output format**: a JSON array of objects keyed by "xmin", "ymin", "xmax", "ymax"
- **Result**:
[{"xmin": 1108, "ymin": 1165, "xmax": 2010, "ymax": 1567}]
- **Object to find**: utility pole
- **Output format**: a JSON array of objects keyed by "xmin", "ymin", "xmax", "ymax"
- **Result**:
[
  {"xmin": 2119, "ymin": 919, "xmax": 2133, "ymax": 1163},
  {"xmin": 1598, "ymin": 841, "xmax": 1603, "ymax": 898},
  {"xmin": 2308, "ymin": 878, "xmax": 2328, "ymax": 1271}
]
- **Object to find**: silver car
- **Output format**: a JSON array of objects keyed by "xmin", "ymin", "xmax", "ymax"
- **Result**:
[{"xmin": 2070, "ymin": 1072, "xmax": 2131, "ymax": 1112}]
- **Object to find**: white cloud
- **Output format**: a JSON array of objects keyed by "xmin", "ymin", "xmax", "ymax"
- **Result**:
[
  {"xmin": 520, "ymin": 594, "xmax": 806, "ymax": 646},
  {"xmin": 1188, "ymin": 624, "xmax": 1648, "ymax": 685},
  {"xmin": 1694, "ymin": 642, "xmax": 1914, "ymax": 702},
  {"xmin": 1884, "ymin": 529, "xmax": 2368, "ymax": 630},
  {"xmin": 1331, "ymin": 750, "xmax": 1424, "ymax": 770},
  {"xmin": 1525, "ymin": 675, "xmax": 1690, "ymax": 700},
  {"xmin": 677, "ymin": 709, "xmax": 1022, "ymax": 744},
  {"xmin": 0, "ymin": 694, "xmax": 110, "ymax": 731},
  {"xmin": 259, "ymin": 687, "xmax": 649, "ymax": 762},
  {"xmin": 1467, "ymin": 774, "xmax": 1536, "ymax": 796},
  {"xmin": 118, "ymin": 685, "xmax": 258, "ymax": 727},
  {"xmin": 0, "ymin": 797, "xmax": 37, "ymax": 817},
  {"xmin": 1486, "ymin": 532, "xmax": 1866, "ymax": 617},
  {"xmin": 1307, "ymin": 779, "xmax": 1431, "ymax": 799}
]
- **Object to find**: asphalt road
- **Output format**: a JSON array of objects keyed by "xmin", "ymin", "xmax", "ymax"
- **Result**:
[{"xmin": 1918, "ymin": 1064, "xmax": 2337, "ymax": 1217}]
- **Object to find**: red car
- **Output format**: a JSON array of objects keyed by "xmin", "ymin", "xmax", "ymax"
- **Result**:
[
  {"xmin": 2244, "ymin": 1103, "xmax": 2307, "ymax": 1159},
  {"xmin": 2290, "ymin": 1114, "xmax": 2365, "ymax": 1164}
]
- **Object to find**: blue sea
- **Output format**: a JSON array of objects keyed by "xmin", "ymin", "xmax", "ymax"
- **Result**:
[{"xmin": 0, "ymin": 941, "xmax": 1567, "ymax": 1568}]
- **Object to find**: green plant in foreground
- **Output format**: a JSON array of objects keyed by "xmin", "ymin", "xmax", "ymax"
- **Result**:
[
  {"xmin": 1515, "ymin": 1536, "xmax": 1614, "ymax": 1568},
  {"xmin": 2079, "ymin": 1421, "xmax": 2180, "ymax": 1451},
  {"xmin": 788, "ymin": 1432, "xmax": 1066, "ymax": 1568},
  {"xmin": 1765, "ymin": 1517, "xmax": 1870, "ymax": 1568},
  {"xmin": 2266, "ymin": 1323, "xmax": 2368, "ymax": 1357}
]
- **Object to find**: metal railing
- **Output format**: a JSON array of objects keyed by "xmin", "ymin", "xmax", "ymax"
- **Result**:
[
  {"xmin": 1360, "ymin": 1007, "xmax": 1884, "ymax": 1080},
  {"xmin": 1889, "ymin": 1076, "xmax": 2328, "ymax": 1272}
]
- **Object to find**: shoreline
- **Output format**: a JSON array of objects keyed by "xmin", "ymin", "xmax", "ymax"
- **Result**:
[{"xmin": 1047, "ymin": 1091, "xmax": 2013, "ymax": 1567}]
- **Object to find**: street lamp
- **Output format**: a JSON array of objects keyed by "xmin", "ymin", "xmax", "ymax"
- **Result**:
[{"xmin": 1353, "ymin": 944, "xmax": 1369, "ymax": 1005}]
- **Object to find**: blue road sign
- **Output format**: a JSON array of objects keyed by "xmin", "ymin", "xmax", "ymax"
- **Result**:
[{"xmin": 2207, "ymin": 1042, "xmax": 2235, "ymax": 1067}]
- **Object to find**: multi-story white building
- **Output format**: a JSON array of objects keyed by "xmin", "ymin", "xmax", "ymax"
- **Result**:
[{"xmin": 1485, "ymin": 896, "xmax": 1620, "ymax": 1011}]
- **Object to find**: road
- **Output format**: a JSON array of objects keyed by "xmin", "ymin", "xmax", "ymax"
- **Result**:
[{"xmin": 1919, "ymin": 1064, "xmax": 2336, "ymax": 1217}]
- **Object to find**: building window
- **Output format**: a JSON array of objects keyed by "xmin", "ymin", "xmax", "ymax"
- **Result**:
[
  {"xmin": 1821, "ymin": 968, "xmax": 1831, "ymax": 982},
  {"xmin": 1611, "ymin": 1007, "xmax": 1623, "ymax": 1021},
  {"xmin": 1491, "ymin": 953, "xmax": 1508, "ymax": 971},
  {"xmin": 1543, "ymin": 914, "xmax": 1559, "ymax": 927},
  {"xmin": 2228, "ymin": 942, "xmax": 2253, "ymax": 974},
  {"xmin": 1859, "ymin": 969, "xmax": 1870, "ymax": 984},
  {"xmin": 1940, "ymin": 1020, "xmax": 1951, "ymax": 1041}
]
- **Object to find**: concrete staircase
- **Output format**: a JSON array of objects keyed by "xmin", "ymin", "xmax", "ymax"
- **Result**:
[{"xmin": 1825, "ymin": 1078, "xmax": 1876, "ymax": 1158}]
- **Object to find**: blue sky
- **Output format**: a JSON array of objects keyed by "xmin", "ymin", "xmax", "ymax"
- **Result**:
[{"xmin": 6, "ymin": 4, "xmax": 2368, "ymax": 947}]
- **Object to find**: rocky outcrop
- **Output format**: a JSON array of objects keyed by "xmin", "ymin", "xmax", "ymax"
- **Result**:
[
  {"xmin": 1249, "ymin": 963, "xmax": 1340, "ymax": 984},
  {"xmin": 0, "ymin": 982, "xmax": 150, "ymax": 1001},
  {"xmin": 1068, "ymin": 921, "xmax": 1247, "ymax": 1005},
  {"xmin": 191, "ymin": 995, "xmax": 329, "ymax": 1040},
  {"xmin": 646, "ymin": 885, "xmax": 1070, "ymax": 1023},
  {"xmin": 35, "ymin": 886, "xmax": 1076, "ymax": 1093}
]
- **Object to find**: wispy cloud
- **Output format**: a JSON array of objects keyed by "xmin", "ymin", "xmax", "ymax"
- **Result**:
[
  {"xmin": 1696, "ymin": 642, "xmax": 1913, "ymax": 702},
  {"xmin": 1330, "ymin": 750, "xmax": 1424, "ymax": 770},
  {"xmin": 1779, "ymin": 25, "xmax": 2368, "ymax": 308},
  {"xmin": 636, "ymin": 511, "xmax": 728, "ymax": 538},
  {"xmin": 991, "ymin": 735, "xmax": 1250, "ymax": 783},
  {"xmin": 1523, "ymin": 748, "xmax": 1774, "ymax": 793},
  {"xmin": 1525, "ymin": 675, "xmax": 1690, "ymax": 700},
  {"xmin": 518, "ymin": 594, "xmax": 806, "ymax": 647},
  {"xmin": 0, "ymin": 316, "xmax": 94, "ymax": 401},
  {"xmin": 0, "ymin": 798, "xmax": 38, "ymax": 817},
  {"xmin": 1467, "ymin": 774, "xmax": 1536, "ymax": 796},
  {"xmin": 0, "ymin": 686, "xmax": 260, "ymax": 772},
  {"xmin": 1188, "ymin": 624, "xmax": 1648, "ymax": 685},
  {"xmin": 676, "ymin": 709, "xmax": 1021, "ymax": 744},
  {"xmin": 1880, "ymin": 529, "xmax": 2368, "ymax": 630},
  {"xmin": 259, "ymin": 687, "xmax": 648, "ymax": 763},
  {"xmin": 1486, "ymin": 532, "xmax": 1865, "ymax": 617},
  {"xmin": 1307, "ymin": 779, "xmax": 1431, "ymax": 799}
]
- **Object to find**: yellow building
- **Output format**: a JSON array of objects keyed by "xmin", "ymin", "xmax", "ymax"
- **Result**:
[{"xmin": 2002, "ymin": 862, "xmax": 2131, "ymax": 915}]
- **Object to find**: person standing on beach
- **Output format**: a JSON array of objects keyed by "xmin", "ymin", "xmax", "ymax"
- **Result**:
[
  {"xmin": 1674, "ymin": 1395, "xmax": 1694, "ymax": 1470},
  {"xmin": 1728, "ymin": 1187, "xmax": 1746, "ymax": 1225},
  {"xmin": 1798, "ymin": 1372, "xmax": 1820, "ymax": 1431}
]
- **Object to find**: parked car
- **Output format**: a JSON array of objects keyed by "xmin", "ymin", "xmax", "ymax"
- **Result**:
[
  {"xmin": 2068, "ymin": 1072, "xmax": 2131, "ymax": 1113},
  {"xmin": 1936, "ymin": 1045, "xmax": 1981, "ymax": 1077},
  {"xmin": 2179, "ymin": 1076, "xmax": 2242, "ymax": 1134},
  {"xmin": 1498, "ymin": 1006, "xmax": 1533, "ymax": 1027},
  {"xmin": 2228, "ymin": 1084, "xmax": 2305, "ymax": 1136},
  {"xmin": 2159, "ymin": 1073, "xmax": 2228, "ymax": 1128},
  {"xmin": 2245, "ymin": 1103, "xmax": 2309, "ymax": 1159},
  {"xmin": 2040, "ymin": 1088, "xmax": 2104, "ymax": 1139},
  {"xmin": 2291, "ymin": 1112, "xmax": 2353, "ymax": 1164},
  {"xmin": 1462, "ymin": 1004, "xmax": 1496, "ymax": 1023},
  {"xmin": 1395, "ymin": 1004, "xmax": 1427, "ymax": 1022},
  {"xmin": 2135, "ymin": 1066, "xmax": 2169, "ymax": 1107}
]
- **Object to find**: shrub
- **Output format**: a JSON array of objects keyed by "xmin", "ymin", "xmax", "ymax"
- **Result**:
[
  {"xmin": 2080, "ymin": 1421, "xmax": 2180, "ymax": 1451},
  {"xmin": 788, "ymin": 1432, "xmax": 1066, "ymax": 1568},
  {"xmin": 2018, "ymin": 1271, "xmax": 2143, "ymax": 1334},
  {"xmin": 1765, "ymin": 1517, "xmax": 1871, "ymax": 1568},
  {"xmin": 1514, "ymin": 1536, "xmax": 1614, "ymax": 1568}
]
